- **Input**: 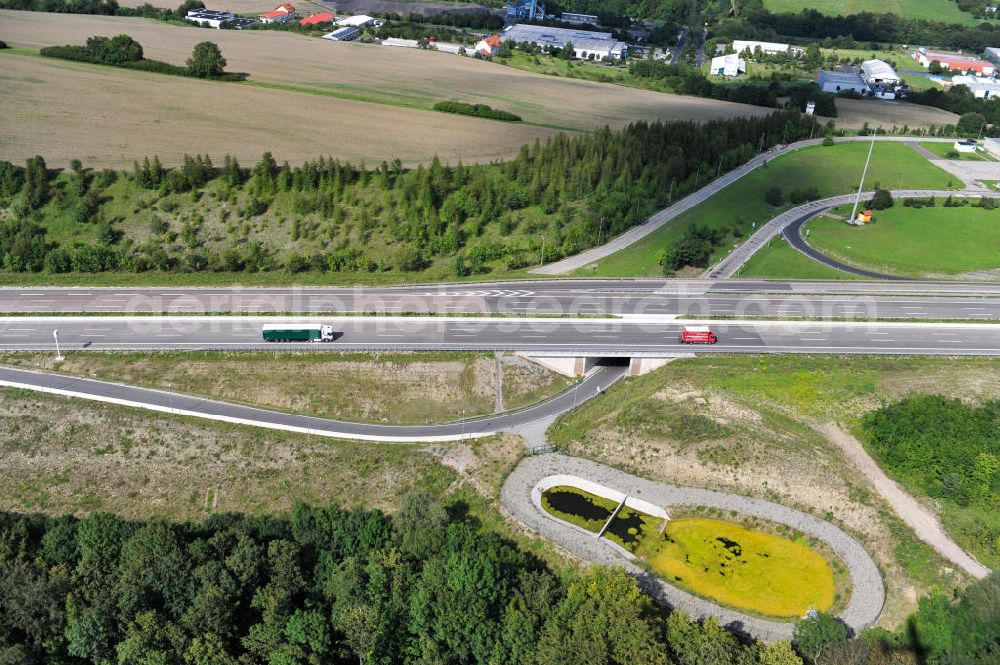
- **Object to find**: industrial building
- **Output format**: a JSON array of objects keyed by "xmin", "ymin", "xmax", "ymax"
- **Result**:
[
  {"xmin": 861, "ymin": 59, "xmax": 900, "ymax": 86},
  {"xmin": 185, "ymin": 9, "xmax": 244, "ymax": 28},
  {"xmin": 952, "ymin": 75, "xmax": 1000, "ymax": 99},
  {"xmin": 916, "ymin": 48, "xmax": 995, "ymax": 75},
  {"xmin": 323, "ymin": 26, "xmax": 360, "ymax": 41},
  {"xmin": 501, "ymin": 23, "xmax": 627, "ymax": 60},
  {"xmin": 732, "ymin": 39, "xmax": 792, "ymax": 55},
  {"xmin": 505, "ymin": 0, "xmax": 545, "ymax": 21},
  {"xmin": 986, "ymin": 46, "xmax": 1000, "ymax": 65},
  {"xmin": 709, "ymin": 54, "xmax": 745, "ymax": 77},
  {"xmin": 335, "ymin": 14, "xmax": 384, "ymax": 28},
  {"xmin": 561, "ymin": 12, "xmax": 599, "ymax": 25},
  {"xmin": 299, "ymin": 12, "xmax": 335, "ymax": 25},
  {"xmin": 818, "ymin": 70, "xmax": 869, "ymax": 94}
]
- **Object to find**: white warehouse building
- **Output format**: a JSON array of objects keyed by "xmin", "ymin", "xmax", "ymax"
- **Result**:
[
  {"xmin": 501, "ymin": 23, "xmax": 628, "ymax": 60},
  {"xmin": 861, "ymin": 59, "xmax": 900, "ymax": 86},
  {"xmin": 732, "ymin": 39, "xmax": 791, "ymax": 55},
  {"xmin": 710, "ymin": 53, "xmax": 745, "ymax": 77}
]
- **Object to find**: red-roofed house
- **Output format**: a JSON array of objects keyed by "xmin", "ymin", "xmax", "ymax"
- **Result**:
[
  {"xmin": 260, "ymin": 3, "xmax": 296, "ymax": 23},
  {"xmin": 474, "ymin": 35, "xmax": 503, "ymax": 56},
  {"xmin": 299, "ymin": 12, "xmax": 335, "ymax": 25}
]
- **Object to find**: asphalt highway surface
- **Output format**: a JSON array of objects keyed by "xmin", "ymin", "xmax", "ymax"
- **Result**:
[
  {"xmin": 5, "ymin": 316, "xmax": 1000, "ymax": 355},
  {"xmin": 0, "ymin": 363, "xmax": 626, "ymax": 441},
  {"xmin": 5, "ymin": 280, "xmax": 1000, "ymax": 320}
]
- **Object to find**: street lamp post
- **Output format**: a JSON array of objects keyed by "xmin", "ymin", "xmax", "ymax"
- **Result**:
[
  {"xmin": 53, "ymin": 329, "xmax": 64, "ymax": 362},
  {"xmin": 539, "ymin": 235, "xmax": 545, "ymax": 267}
]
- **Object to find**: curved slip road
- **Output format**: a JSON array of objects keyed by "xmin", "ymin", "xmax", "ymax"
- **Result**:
[
  {"xmin": 532, "ymin": 136, "xmax": 960, "ymax": 275},
  {"xmin": 710, "ymin": 190, "xmax": 1000, "ymax": 279},
  {"xmin": 0, "ymin": 364, "xmax": 626, "ymax": 443},
  {"xmin": 502, "ymin": 454, "xmax": 885, "ymax": 641}
]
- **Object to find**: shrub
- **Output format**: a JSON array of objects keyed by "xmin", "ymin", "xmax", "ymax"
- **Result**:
[
  {"xmin": 764, "ymin": 186, "xmax": 784, "ymax": 206},
  {"xmin": 432, "ymin": 101, "xmax": 522, "ymax": 122}
]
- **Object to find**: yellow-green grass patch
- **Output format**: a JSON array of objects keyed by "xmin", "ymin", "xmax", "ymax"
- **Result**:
[{"xmin": 649, "ymin": 518, "xmax": 836, "ymax": 618}]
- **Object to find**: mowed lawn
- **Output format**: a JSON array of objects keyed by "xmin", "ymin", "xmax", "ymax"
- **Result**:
[
  {"xmin": 578, "ymin": 141, "xmax": 958, "ymax": 277},
  {"xmin": 649, "ymin": 518, "xmax": 836, "ymax": 619},
  {"xmin": 763, "ymin": 0, "xmax": 979, "ymax": 25},
  {"xmin": 919, "ymin": 141, "xmax": 997, "ymax": 161},
  {"xmin": 807, "ymin": 204, "xmax": 1000, "ymax": 277},
  {"xmin": 740, "ymin": 237, "xmax": 862, "ymax": 281}
]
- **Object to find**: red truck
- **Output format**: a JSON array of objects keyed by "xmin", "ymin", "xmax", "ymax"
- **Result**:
[{"xmin": 678, "ymin": 326, "xmax": 717, "ymax": 344}]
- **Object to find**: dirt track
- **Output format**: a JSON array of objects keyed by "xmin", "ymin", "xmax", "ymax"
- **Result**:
[{"xmin": 819, "ymin": 423, "xmax": 990, "ymax": 579}]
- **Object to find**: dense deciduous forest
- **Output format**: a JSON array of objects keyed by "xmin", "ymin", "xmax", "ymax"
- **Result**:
[
  {"xmin": 0, "ymin": 112, "xmax": 817, "ymax": 277},
  {"xmin": 0, "ymin": 493, "xmax": 997, "ymax": 665}
]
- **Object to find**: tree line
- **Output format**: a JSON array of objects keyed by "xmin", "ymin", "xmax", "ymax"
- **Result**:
[
  {"xmin": 39, "ymin": 34, "xmax": 240, "ymax": 80},
  {"xmin": 0, "ymin": 111, "xmax": 818, "ymax": 277},
  {"xmin": 0, "ymin": 493, "xmax": 997, "ymax": 665}
]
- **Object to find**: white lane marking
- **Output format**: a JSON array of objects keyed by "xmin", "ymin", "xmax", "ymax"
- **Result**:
[
  {"xmin": 8, "ymin": 328, "xmax": 36, "ymax": 332},
  {"xmin": 156, "ymin": 334, "xmax": 182, "ymax": 337},
  {"xmin": 3, "ymin": 334, "xmax": 28, "ymax": 338},
  {"xmin": 733, "ymin": 337, "xmax": 757, "ymax": 340},
  {"xmin": 18, "ymin": 293, "xmax": 46, "ymax": 296},
  {"xmin": 452, "ymin": 334, "xmax": 476, "ymax": 337},
  {"xmin": 81, "ymin": 334, "xmax": 106, "ymax": 337}
]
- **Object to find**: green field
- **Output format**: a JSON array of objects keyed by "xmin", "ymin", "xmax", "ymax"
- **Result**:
[
  {"xmin": 807, "ymin": 202, "xmax": 1000, "ymax": 277},
  {"xmin": 762, "ymin": 0, "xmax": 980, "ymax": 25},
  {"xmin": 919, "ymin": 141, "xmax": 997, "ymax": 161},
  {"xmin": 740, "ymin": 236, "xmax": 860, "ymax": 280},
  {"xmin": 577, "ymin": 142, "xmax": 958, "ymax": 277},
  {"xmin": 650, "ymin": 518, "xmax": 836, "ymax": 618}
]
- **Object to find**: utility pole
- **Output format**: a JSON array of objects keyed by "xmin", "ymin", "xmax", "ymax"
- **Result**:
[
  {"xmin": 53, "ymin": 329, "xmax": 64, "ymax": 362},
  {"xmin": 849, "ymin": 134, "xmax": 876, "ymax": 225},
  {"xmin": 538, "ymin": 235, "xmax": 545, "ymax": 266},
  {"xmin": 598, "ymin": 216, "xmax": 605, "ymax": 244},
  {"xmin": 716, "ymin": 154, "xmax": 723, "ymax": 178}
]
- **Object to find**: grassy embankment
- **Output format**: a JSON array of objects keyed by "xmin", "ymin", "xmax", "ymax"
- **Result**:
[
  {"xmin": 919, "ymin": 140, "xmax": 997, "ymax": 161},
  {"xmin": 806, "ymin": 202, "xmax": 1000, "ymax": 277},
  {"xmin": 740, "ymin": 236, "xmax": 862, "ymax": 280},
  {"xmin": 0, "ymin": 387, "xmax": 456, "ymax": 519},
  {"xmin": 762, "ymin": 0, "xmax": 981, "ymax": 25},
  {"xmin": 574, "ymin": 141, "xmax": 957, "ymax": 278},
  {"xmin": 0, "ymin": 351, "xmax": 572, "ymax": 424},
  {"xmin": 548, "ymin": 355, "xmax": 1000, "ymax": 625},
  {"xmin": 541, "ymin": 485, "xmax": 837, "ymax": 618}
]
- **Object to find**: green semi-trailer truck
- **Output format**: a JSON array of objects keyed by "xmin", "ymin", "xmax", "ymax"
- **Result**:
[{"xmin": 261, "ymin": 323, "xmax": 336, "ymax": 342}]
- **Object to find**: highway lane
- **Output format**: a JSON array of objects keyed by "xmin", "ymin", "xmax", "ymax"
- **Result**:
[
  {"xmin": 0, "ymin": 363, "xmax": 627, "ymax": 442},
  {"xmin": 5, "ymin": 281, "xmax": 1000, "ymax": 320},
  {"xmin": 5, "ymin": 316, "xmax": 1000, "ymax": 355}
]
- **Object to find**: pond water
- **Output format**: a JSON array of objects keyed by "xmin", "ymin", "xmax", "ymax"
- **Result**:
[
  {"xmin": 604, "ymin": 509, "xmax": 646, "ymax": 547},
  {"xmin": 544, "ymin": 489, "xmax": 613, "ymax": 525}
]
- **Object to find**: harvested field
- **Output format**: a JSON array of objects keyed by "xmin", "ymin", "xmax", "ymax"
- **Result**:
[
  {"xmin": 0, "ymin": 10, "xmax": 770, "ymax": 132},
  {"xmin": 829, "ymin": 98, "xmax": 959, "ymax": 131},
  {"xmin": 0, "ymin": 351, "xmax": 571, "ymax": 424},
  {"xmin": 0, "ymin": 53, "xmax": 554, "ymax": 168}
]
